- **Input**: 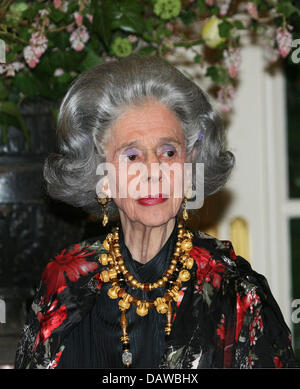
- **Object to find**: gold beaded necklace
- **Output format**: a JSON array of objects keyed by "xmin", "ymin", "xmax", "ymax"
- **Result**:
[{"xmin": 98, "ymin": 223, "xmax": 194, "ymax": 367}]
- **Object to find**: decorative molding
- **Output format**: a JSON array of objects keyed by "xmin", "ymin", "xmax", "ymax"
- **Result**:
[{"xmin": 230, "ymin": 217, "xmax": 250, "ymax": 262}]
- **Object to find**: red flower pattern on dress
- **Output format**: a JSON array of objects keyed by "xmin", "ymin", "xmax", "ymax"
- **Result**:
[
  {"xmin": 249, "ymin": 311, "xmax": 264, "ymax": 346},
  {"xmin": 217, "ymin": 314, "xmax": 226, "ymax": 341},
  {"xmin": 230, "ymin": 248, "xmax": 236, "ymax": 260},
  {"xmin": 235, "ymin": 289, "xmax": 261, "ymax": 342},
  {"xmin": 42, "ymin": 243, "xmax": 98, "ymax": 302},
  {"xmin": 274, "ymin": 356, "xmax": 283, "ymax": 368},
  {"xmin": 94, "ymin": 272, "xmax": 103, "ymax": 290},
  {"xmin": 49, "ymin": 350, "xmax": 63, "ymax": 369},
  {"xmin": 190, "ymin": 246, "xmax": 226, "ymax": 291},
  {"xmin": 32, "ymin": 299, "xmax": 67, "ymax": 352},
  {"xmin": 172, "ymin": 288, "xmax": 185, "ymax": 323}
]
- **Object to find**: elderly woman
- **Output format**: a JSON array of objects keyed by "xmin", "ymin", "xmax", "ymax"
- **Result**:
[{"xmin": 15, "ymin": 55, "xmax": 296, "ymax": 369}]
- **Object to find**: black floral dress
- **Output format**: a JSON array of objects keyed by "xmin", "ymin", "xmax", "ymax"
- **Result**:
[{"xmin": 15, "ymin": 221, "xmax": 297, "ymax": 369}]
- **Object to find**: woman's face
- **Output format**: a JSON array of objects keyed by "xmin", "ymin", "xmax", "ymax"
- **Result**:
[{"xmin": 103, "ymin": 100, "xmax": 188, "ymax": 227}]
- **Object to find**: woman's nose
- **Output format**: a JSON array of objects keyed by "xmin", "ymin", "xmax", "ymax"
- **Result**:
[{"xmin": 144, "ymin": 153, "xmax": 162, "ymax": 183}]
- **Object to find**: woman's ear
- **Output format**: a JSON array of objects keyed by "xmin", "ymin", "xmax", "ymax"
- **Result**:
[{"xmin": 96, "ymin": 174, "xmax": 112, "ymax": 198}]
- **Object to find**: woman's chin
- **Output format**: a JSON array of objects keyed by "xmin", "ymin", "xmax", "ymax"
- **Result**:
[
  {"xmin": 132, "ymin": 206, "xmax": 178, "ymax": 227},
  {"xmin": 117, "ymin": 199, "xmax": 181, "ymax": 227}
]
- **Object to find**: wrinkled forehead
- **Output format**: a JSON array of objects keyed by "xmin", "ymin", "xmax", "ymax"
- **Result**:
[{"xmin": 105, "ymin": 101, "xmax": 185, "ymax": 156}]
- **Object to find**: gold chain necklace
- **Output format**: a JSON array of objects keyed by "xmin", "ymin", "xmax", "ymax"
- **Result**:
[{"xmin": 98, "ymin": 222, "xmax": 194, "ymax": 367}]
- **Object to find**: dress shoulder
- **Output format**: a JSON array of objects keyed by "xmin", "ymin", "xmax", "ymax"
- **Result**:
[{"xmin": 191, "ymin": 229, "xmax": 297, "ymax": 368}]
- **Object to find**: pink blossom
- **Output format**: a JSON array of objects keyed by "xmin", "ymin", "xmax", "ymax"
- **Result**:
[
  {"xmin": 0, "ymin": 62, "xmax": 25, "ymax": 78},
  {"xmin": 39, "ymin": 10, "xmax": 50, "ymax": 27},
  {"xmin": 217, "ymin": 84, "xmax": 235, "ymax": 113},
  {"xmin": 30, "ymin": 32, "xmax": 48, "ymax": 47},
  {"xmin": 6, "ymin": 66, "xmax": 15, "ymax": 77},
  {"xmin": 54, "ymin": 0, "xmax": 69, "ymax": 12},
  {"xmin": 128, "ymin": 35, "xmax": 138, "ymax": 43},
  {"xmin": 39, "ymin": 9, "xmax": 49, "ymax": 18},
  {"xmin": 276, "ymin": 26, "xmax": 292, "ymax": 58},
  {"xmin": 11, "ymin": 62, "xmax": 25, "ymax": 72},
  {"xmin": 70, "ymin": 25, "xmax": 89, "ymax": 51},
  {"xmin": 260, "ymin": 26, "xmax": 280, "ymax": 64},
  {"xmin": 205, "ymin": 0, "xmax": 214, "ymax": 5},
  {"xmin": 73, "ymin": 12, "xmax": 83, "ymax": 26},
  {"xmin": 86, "ymin": 13, "xmax": 93, "ymax": 23},
  {"xmin": 53, "ymin": 0, "xmax": 62, "ymax": 9},
  {"xmin": 67, "ymin": 24, "xmax": 74, "ymax": 33},
  {"xmin": 23, "ymin": 46, "xmax": 39, "ymax": 68},
  {"xmin": 223, "ymin": 47, "xmax": 242, "ymax": 78},
  {"xmin": 54, "ymin": 68, "xmax": 64, "ymax": 77},
  {"xmin": 247, "ymin": 2, "xmax": 258, "ymax": 19},
  {"xmin": 217, "ymin": 0, "xmax": 231, "ymax": 16},
  {"xmin": 165, "ymin": 23, "xmax": 174, "ymax": 32},
  {"xmin": 0, "ymin": 64, "xmax": 7, "ymax": 75},
  {"xmin": 30, "ymin": 32, "xmax": 48, "ymax": 58}
]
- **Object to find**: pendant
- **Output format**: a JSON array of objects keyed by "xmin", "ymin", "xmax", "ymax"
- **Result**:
[
  {"xmin": 136, "ymin": 301, "xmax": 149, "ymax": 317},
  {"xmin": 102, "ymin": 212, "xmax": 108, "ymax": 227},
  {"xmin": 122, "ymin": 350, "xmax": 132, "ymax": 367}
]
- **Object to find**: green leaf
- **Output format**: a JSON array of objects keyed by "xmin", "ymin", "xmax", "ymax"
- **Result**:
[
  {"xmin": 19, "ymin": 28, "xmax": 31, "ymax": 42},
  {"xmin": 277, "ymin": 2, "xmax": 300, "ymax": 17},
  {"xmin": 206, "ymin": 65, "xmax": 226, "ymax": 84},
  {"xmin": 49, "ymin": 6, "xmax": 66, "ymax": 23},
  {"xmin": 0, "ymin": 81, "xmax": 9, "ymax": 100},
  {"xmin": 41, "ymin": 49, "xmax": 85, "ymax": 73},
  {"xmin": 218, "ymin": 19, "xmax": 233, "ymax": 38},
  {"xmin": 234, "ymin": 20, "xmax": 245, "ymax": 30},
  {"xmin": 79, "ymin": 49, "xmax": 102, "ymax": 71},
  {"xmin": 210, "ymin": 7, "xmax": 220, "ymax": 15},
  {"xmin": 156, "ymin": 26, "xmax": 167, "ymax": 38},
  {"xmin": 56, "ymin": 72, "xmax": 72, "ymax": 84},
  {"xmin": 92, "ymin": 0, "xmax": 144, "ymax": 47},
  {"xmin": 193, "ymin": 54, "xmax": 202, "ymax": 63},
  {"xmin": 13, "ymin": 72, "xmax": 41, "ymax": 100},
  {"xmin": 144, "ymin": 17, "xmax": 156, "ymax": 34},
  {"xmin": 197, "ymin": 0, "xmax": 207, "ymax": 14},
  {"xmin": 91, "ymin": 0, "xmax": 113, "ymax": 48},
  {"xmin": 136, "ymin": 45, "xmax": 156, "ymax": 56},
  {"xmin": 0, "ymin": 101, "xmax": 31, "ymax": 147},
  {"xmin": 22, "ymin": 3, "xmax": 44, "ymax": 20},
  {"xmin": 110, "ymin": 0, "xmax": 144, "ymax": 34},
  {"xmin": 89, "ymin": 34, "xmax": 105, "ymax": 53},
  {"xmin": 49, "ymin": 31, "xmax": 70, "ymax": 51},
  {"xmin": 35, "ymin": 55, "xmax": 53, "ymax": 76},
  {"xmin": 180, "ymin": 10, "xmax": 196, "ymax": 26},
  {"xmin": 49, "ymin": 107, "xmax": 59, "ymax": 125},
  {"xmin": 67, "ymin": 1, "xmax": 79, "ymax": 14},
  {"xmin": 0, "ymin": 112, "xmax": 20, "ymax": 128}
]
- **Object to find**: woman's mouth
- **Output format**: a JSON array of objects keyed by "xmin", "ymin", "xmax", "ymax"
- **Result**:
[{"xmin": 137, "ymin": 193, "xmax": 169, "ymax": 206}]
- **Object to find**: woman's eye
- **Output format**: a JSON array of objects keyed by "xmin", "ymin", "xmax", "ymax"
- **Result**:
[
  {"xmin": 127, "ymin": 154, "xmax": 137, "ymax": 161},
  {"xmin": 120, "ymin": 148, "xmax": 140, "ymax": 161},
  {"xmin": 166, "ymin": 150, "xmax": 175, "ymax": 157},
  {"xmin": 162, "ymin": 148, "xmax": 176, "ymax": 158}
]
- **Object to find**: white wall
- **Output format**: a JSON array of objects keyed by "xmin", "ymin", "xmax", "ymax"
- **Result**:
[{"xmin": 167, "ymin": 42, "xmax": 293, "ymax": 327}]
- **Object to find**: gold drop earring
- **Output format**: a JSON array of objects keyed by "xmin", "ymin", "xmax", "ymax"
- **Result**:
[
  {"xmin": 96, "ymin": 193, "xmax": 110, "ymax": 227},
  {"xmin": 183, "ymin": 184, "xmax": 193, "ymax": 223},
  {"xmin": 183, "ymin": 197, "xmax": 188, "ymax": 222}
]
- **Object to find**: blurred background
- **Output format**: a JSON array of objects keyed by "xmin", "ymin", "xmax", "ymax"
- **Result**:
[{"xmin": 0, "ymin": 0, "xmax": 299, "ymax": 368}]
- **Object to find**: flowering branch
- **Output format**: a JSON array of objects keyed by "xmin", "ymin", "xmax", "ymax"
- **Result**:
[{"xmin": 0, "ymin": 0, "xmax": 299, "ymax": 142}]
